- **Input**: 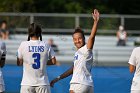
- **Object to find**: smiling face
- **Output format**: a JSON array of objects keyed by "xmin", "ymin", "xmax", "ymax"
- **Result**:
[{"xmin": 73, "ymin": 32, "xmax": 85, "ymax": 49}]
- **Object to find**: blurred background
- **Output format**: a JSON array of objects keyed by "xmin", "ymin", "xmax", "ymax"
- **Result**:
[{"xmin": 0, "ymin": 0, "xmax": 140, "ymax": 93}]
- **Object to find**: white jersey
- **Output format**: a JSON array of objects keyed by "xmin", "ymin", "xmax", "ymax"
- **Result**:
[
  {"xmin": 118, "ymin": 31, "xmax": 126, "ymax": 40},
  {"xmin": 70, "ymin": 45, "xmax": 93, "ymax": 86},
  {"xmin": 0, "ymin": 41, "xmax": 6, "ymax": 85},
  {"xmin": 17, "ymin": 40, "xmax": 55, "ymax": 86},
  {"xmin": 128, "ymin": 47, "xmax": 140, "ymax": 90}
]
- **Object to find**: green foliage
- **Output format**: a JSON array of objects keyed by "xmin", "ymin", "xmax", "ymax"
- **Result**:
[
  {"xmin": 0, "ymin": 0, "xmax": 35, "ymax": 12},
  {"xmin": 65, "ymin": 2, "xmax": 82, "ymax": 13},
  {"xmin": 0, "ymin": 0, "xmax": 139, "ymax": 14},
  {"xmin": 0, "ymin": 0, "xmax": 110, "ymax": 13}
]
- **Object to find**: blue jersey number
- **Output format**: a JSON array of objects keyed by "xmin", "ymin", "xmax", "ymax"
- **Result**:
[{"xmin": 32, "ymin": 53, "xmax": 40, "ymax": 69}]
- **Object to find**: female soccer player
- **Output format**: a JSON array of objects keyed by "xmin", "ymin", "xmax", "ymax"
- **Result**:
[
  {"xmin": 17, "ymin": 23, "xmax": 57, "ymax": 93},
  {"xmin": 0, "ymin": 41, "xmax": 6, "ymax": 93},
  {"xmin": 50, "ymin": 9, "xmax": 100, "ymax": 93},
  {"xmin": 128, "ymin": 47, "xmax": 140, "ymax": 93}
]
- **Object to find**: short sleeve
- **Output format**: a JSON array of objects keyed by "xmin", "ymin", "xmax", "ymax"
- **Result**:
[
  {"xmin": 128, "ymin": 48, "xmax": 136, "ymax": 66},
  {"xmin": 48, "ymin": 46, "xmax": 55, "ymax": 60},
  {"xmin": 17, "ymin": 42, "xmax": 23, "ymax": 59},
  {"xmin": 78, "ymin": 45, "xmax": 91, "ymax": 55}
]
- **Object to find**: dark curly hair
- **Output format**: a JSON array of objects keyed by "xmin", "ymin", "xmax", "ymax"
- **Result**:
[
  {"xmin": 72, "ymin": 27, "xmax": 85, "ymax": 45},
  {"xmin": 27, "ymin": 23, "xmax": 42, "ymax": 41}
]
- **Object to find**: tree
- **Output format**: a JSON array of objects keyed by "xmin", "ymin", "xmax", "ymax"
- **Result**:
[{"xmin": 0, "ymin": 0, "xmax": 35, "ymax": 12}]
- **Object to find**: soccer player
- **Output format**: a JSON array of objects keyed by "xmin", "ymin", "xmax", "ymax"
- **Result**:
[
  {"xmin": 0, "ymin": 41, "xmax": 6, "ymax": 93},
  {"xmin": 128, "ymin": 47, "xmax": 140, "ymax": 93},
  {"xmin": 17, "ymin": 23, "xmax": 57, "ymax": 93},
  {"xmin": 50, "ymin": 9, "xmax": 99, "ymax": 93}
]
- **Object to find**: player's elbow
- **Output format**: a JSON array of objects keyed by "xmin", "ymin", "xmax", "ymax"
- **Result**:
[
  {"xmin": 52, "ymin": 61, "xmax": 56, "ymax": 65},
  {"xmin": 0, "ymin": 64, "xmax": 5, "ymax": 68},
  {"xmin": 17, "ymin": 63, "xmax": 22, "ymax": 66},
  {"xmin": 51, "ymin": 57, "xmax": 57, "ymax": 65},
  {"xmin": 0, "ymin": 60, "xmax": 5, "ymax": 68},
  {"xmin": 129, "ymin": 64, "xmax": 135, "ymax": 73},
  {"xmin": 17, "ymin": 58, "xmax": 23, "ymax": 66},
  {"xmin": 0, "ymin": 63, "xmax": 5, "ymax": 68},
  {"xmin": 17, "ymin": 62, "xmax": 22, "ymax": 66},
  {"xmin": 129, "ymin": 67, "xmax": 135, "ymax": 73},
  {"xmin": 47, "ymin": 59, "xmax": 56, "ymax": 65},
  {"xmin": 130, "ymin": 69, "xmax": 134, "ymax": 73}
]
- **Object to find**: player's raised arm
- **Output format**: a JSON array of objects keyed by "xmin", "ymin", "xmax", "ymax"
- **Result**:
[{"xmin": 87, "ymin": 9, "xmax": 99, "ymax": 49}]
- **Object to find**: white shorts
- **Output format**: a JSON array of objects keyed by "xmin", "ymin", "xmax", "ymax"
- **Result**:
[
  {"xmin": 131, "ymin": 90, "xmax": 140, "ymax": 93},
  {"xmin": 0, "ymin": 84, "xmax": 5, "ymax": 92},
  {"xmin": 70, "ymin": 84, "xmax": 93, "ymax": 93},
  {"xmin": 20, "ymin": 85, "xmax": 51, "ymax": 93}
]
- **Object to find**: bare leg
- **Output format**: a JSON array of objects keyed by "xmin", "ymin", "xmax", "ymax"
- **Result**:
[
  {"xmin": 5, "ymin": 31, "xmax": 9, "ymax": 39},
  {"xmin": 1, "ymin": 32, "xmax": 5, "ymax": 40}
]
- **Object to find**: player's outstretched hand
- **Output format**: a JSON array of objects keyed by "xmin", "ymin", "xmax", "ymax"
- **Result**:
[
  {"xmin": 50, "ymin": 78, "xmax": 59, "ymax": 87},
  {"xmin": 92, "ymin": 9, "xmax": 100, "ymax": 22}
]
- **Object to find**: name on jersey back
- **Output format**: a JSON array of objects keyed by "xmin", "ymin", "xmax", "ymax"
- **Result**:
[{"xmin": 29, "ymin": 46, "xmax": 44, "ymax": 52}]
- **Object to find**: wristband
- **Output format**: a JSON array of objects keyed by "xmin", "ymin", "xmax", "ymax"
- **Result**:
[{"xmin": 56, "ymin": 76, "xmax": 61, "ymax": 80}]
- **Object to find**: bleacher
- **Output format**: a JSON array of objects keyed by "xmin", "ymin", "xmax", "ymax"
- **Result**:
[{"xmin": 5, "ymin": 35, "xmax": 136, "ymax": 66}]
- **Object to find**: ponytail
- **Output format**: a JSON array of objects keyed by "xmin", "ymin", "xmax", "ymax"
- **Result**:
[
  {"xmin": 28, "ymin": 23, "xmax": 42, "ymax": 41},
  {"xmin": 27, "ymin": 35, "xmax": 30, "ymax": 41},
  {"xmin": 40, "ymin": 33, "xmax": 42, "ymax": 41}
]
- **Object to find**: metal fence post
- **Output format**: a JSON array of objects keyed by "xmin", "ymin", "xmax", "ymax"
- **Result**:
[
  {"xmin": 75, "ymin": 15, "xmax": 79, "ymax": 28},
  {"xmin": 30, "ymin": 15, "xmax": 34, "ymax": 24},
  {"xmin": 121, "ymin": 16, "xmax": 125, "ymax": 26}
]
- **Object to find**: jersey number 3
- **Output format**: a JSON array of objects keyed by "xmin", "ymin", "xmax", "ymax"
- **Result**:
[{"xmin": 32, "ymin": 53, "xmax": 40, "ymax": 69}]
